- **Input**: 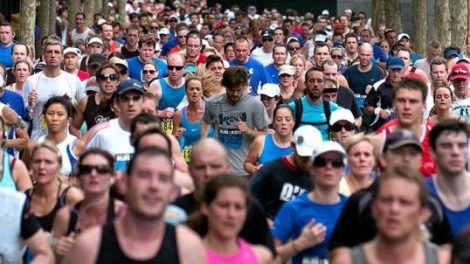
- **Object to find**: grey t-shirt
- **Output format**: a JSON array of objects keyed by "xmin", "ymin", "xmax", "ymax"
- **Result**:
[{"xmin": 204, "ymin": 94, "xmax": 270, "ymax": 176}]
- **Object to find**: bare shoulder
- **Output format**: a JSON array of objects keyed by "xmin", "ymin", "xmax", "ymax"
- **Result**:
[
  {"xmin": 437, "ymin": 245, "xmax": 451, "ymax": 264},
  {"xmin": 64, "ymin": 186, "xmax": 84, "ymax": 206},
  {"xmin": 65, "ymin": 226, "xmax": 102, "ymax": 264},
  {"xmin": 329, "ymin": 247, "xmax": 353, "ymax": 264},
  {"xmin": 252, "ymin": 244, "xmax": 273, "ymax": 264},
  {"xmin": 176, "ymin": 225, "xmax": 206, "ymax": 264}
]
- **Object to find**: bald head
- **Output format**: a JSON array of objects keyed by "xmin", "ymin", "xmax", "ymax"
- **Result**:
[{"xmin": 190, "ymin": 138, "xmax": 231, "ymax": 190}]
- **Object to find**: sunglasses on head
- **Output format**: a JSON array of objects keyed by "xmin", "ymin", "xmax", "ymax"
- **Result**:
[
  {"xmin": 168, "ymin": 65, "xmax": 184, "ymax": 71},
  {"xmin": 143, "ymin": 70, "xmax": 156, "ymax": 74},
  {"xmin": 97, "ymin": 74, "xmax": 119, "ymax": 81},
  {"xmin": 78, "ymin": 164, "xmax": 113, "ymax": 175},
  {"xmin": 313, "ymin": 157, "xmax": 344, "ymax": 168},
  {"xmin": 331, "ymin": 122, "xmax": 355, "ymax": 132}
]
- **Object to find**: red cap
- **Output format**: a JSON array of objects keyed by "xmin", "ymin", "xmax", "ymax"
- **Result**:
[{"xmin": 450, "ymin": 63, "xmax": 470, "ymax": 81}]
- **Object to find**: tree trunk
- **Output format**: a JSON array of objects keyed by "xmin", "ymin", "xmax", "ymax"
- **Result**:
[
  {"xmin": 19, "ymin": 0, "xmax": 36, "ymax": 49},
  {"xmin": 49, "ymin": 0, "xmax": 56, "ymax": 36},
  {"xmin": 83, "ymin": 0, "xmax": 94, "ymax": 27},
  {"xmin": 94, "ymin": 0, "xmax": 102, "ymax": 17},
  {"xmin": 384, "ymin": 0, "xmax": 402, "ymax": 32},
  {"xmin": 372, "ymin": 0, "xmax": 385, "ymax": 31},
  {"xmin": 412, "ymin": 0, "xmax": 427, "ymax": 57},
  {"xmin": 451, "ymin": 0, "xmax": 468, "ymax": 50},
  {"xmin": 435, "ymin": 0, "xmax": 451, "ymax": 47},
  {"xmin": 102, "ymin": 0, "xmax": 109, "ymax": 17},
  {"xmin": 118, "ymin": 0, "xmax": 127, "ymax": 25},
  {"xmin": 37, "ymin": 0, "xmax": 50, "ymax": 57},
  {"xmin": 68, "ymin": 0, "xmax": 82, "ymax": 32}
]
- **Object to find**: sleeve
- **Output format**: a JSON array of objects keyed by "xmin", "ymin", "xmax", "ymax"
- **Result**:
[
  {"xmin": 288, "ymin": 101, "xmax": 296, "ymax": 116},
  {"xmin": 20, "ymin": 199, "xmax": 42, "ymax": 240},
  {"xmin": 202, "ymin": 102, "xmax": 214, "ymax": 123},
  {"xmin": 260, "ymin": 66, "xmax": 272, "ymax": 85},
  {"xmin": 253, "ymin": 100, "xmax": 270, "ymax": 130},
  {"xmin": 349, "ymin": 96, "xmax": 362, "ymax": 119},
  {"xmin": 21, "ymin": 78, "xmax": 32, "ymax": 107},
  {"xmin": 249, "ymin": 167, "xmax": 268, "ymax": 205},
  {"xmin": 364, "ymin": 88, "xmax": 380, "ymax": 108},
  {"xmin": 271, "ymin": 202, "xmax": 296, "ymax": 243}
]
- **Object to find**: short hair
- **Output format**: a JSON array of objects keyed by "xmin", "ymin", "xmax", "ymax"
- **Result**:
[
  {"xmin": 223, "ymin": 42, "xmax": 234, "ymax": 54},
  {"xmin": 395, "ymin": 45, "xmax": 412, "ymax": 57},
  {"xmin": 75, "ymin": 12, "xmax": 85, "ymax": 19},
  {"xmin": 205, "ymin": 54, "xmax": 224, "ymax": 69},
  {"xmin": 273, "ymin": 43, "xmax": 287, "ymax": 54},
  {"xmin": 133, "ymin": 127, "xmax": 172, "ymax": 157},
  {"xmin": 322, "ymin": 59, "xmax": 338, "ymax": 70},
  {"xmin": 452, "ymin": 226, "xmax": 470, "ymax": 263},
  {"xmin": 138, "ymin": 35, "xmax": 156, "ymax": 49},
  {"xmin": 0, "ymin": 21, "xmax": 13, "ymax": 31},
  {"xmin": 426, "ymin": 39, "xmax": 441, "ymax": 50},
  {"xmin": 95, "ymin": 62, "xmax": 119, "ymax": 77},
  {"xmin": 126, "ymin": 146, "xmax": 172, "ymax": 176},
  {"xmin": 304, "ymin": 66, "xmax": 323, "ymax": 81},
  {"xmin": 429, "ymin": 119, "xmax": 470, "ymax": 151},
  {"xmin": 42, "ymin": 95, "xmax": 74, "ymax": 118},
  {"xmin": 77, "ymin": 148, "xmax": 115, "ymax": 175},
  {"xmin": 43, "ymin": 37, "xmax": 64, "ymax": 53},
  {"xmin": 11, "ymin": 42, "xmax": 30, "ymax": 56},
  {"xmin": 384, "ymin": 29, "xmax": 396, "ymax": 38},
  {"xmin": 314, "ymin": 42, "xmax": 330, "ymax": 55},
  {"xmin": 430, "ymin": 57, "xmax": 447, "ymax": 72},
  {"xmin": 130, "ymin": 112, "xmax": 161, "ymax": 137},
  {"xmin": 392, "ymin": 77, "xmax": 428, "ymax": 102},
  {"xmin": 126, "ymin": 24, "xmax": 140, "ymax": 33},
  {"xmin": 373, "ymin": 165, "xmax": 428, "ymax": 207},
  {"xmin": 186, "ymin": 30, "xmax": 202, "ymax": 45},
  {"xmin": 345, "ymin": 33, "xmax": 358, "ymax": 42},
  {"xmin": 221, "ymin": 66, "xmax": 249, "ymax": 89}
]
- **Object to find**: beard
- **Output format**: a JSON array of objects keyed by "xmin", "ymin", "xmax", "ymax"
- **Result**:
[{"xmin": 307, "ymin": 89, "xmax": 322, "ymax": 100}]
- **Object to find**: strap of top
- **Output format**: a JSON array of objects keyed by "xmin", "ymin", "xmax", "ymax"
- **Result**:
[
  {"xmin": 424, "ymin": 242, "xmax": 439, "ymax": 264},
  {"xmin": 351, "ymin": 246, "xmax": 368, "ymax": 264}
]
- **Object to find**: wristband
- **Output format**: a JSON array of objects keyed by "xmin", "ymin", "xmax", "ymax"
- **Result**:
[{"xmin": 374, "ymin": 108, "xmax": 381, "ymax": 115}]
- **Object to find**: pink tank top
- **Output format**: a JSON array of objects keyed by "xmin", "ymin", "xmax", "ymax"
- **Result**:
[{"xmin": 206, "ymin": 238, "xmax": 259, "ymax": 264}]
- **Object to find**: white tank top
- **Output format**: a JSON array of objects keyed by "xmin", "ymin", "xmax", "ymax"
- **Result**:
[{"xmin": 0, "ymin": 189, "xmax": 27, "ymax": 263}]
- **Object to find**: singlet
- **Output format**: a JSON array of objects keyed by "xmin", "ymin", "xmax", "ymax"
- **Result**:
[
  {"xmin": 70, "ymin": 28, "xmax": 92, "ymax": 45},
  {"xmin": 0, "ymin": 189, "xmax": 27, "ymax": 263},
  {"xmin": 66, "ymin": 197, "xmax": 116, "ymax": 235},
  {"xmin": 206, "ymin": 238, "xmax": 259, "ymax": 264},
  {"xmin": 121, "ymin": 45, "xmax": 139, "ymax": 59},
  {"xmin": 83, "ymin": 94, "xmax": 115, "ymax": 129},
  {"xmin": 26, "ymin": 185, "xmax": 72, "ymax": 232},
  {"xmin": 179, "ymin": 106, "xmax": 205, "ymax": 148},
  {"xmin": 158, "ymin": 78, "xmax": 185, "ymax": 110},
  {"xmin": 0, "ymin": 150, "xmax": 16, "ymax": 190},
  {"xmin": 351, "ymin": 242, "xmax": 439, "ymax": 264},
  {"xmin": 258, "ymin": 134, "xmax": 292, "ymax": 165},
  {"xmin": 96, "ymin": 222, "xmax": 180, "ymax": 264}
]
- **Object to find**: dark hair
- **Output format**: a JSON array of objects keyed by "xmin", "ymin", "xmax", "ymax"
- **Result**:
[
  {"xmin": 205, "ymin": 54, "xmax": 224, "ymax": 69},
  {"xmin": 433, "ymin": 85, "xmax": 453, "ymax": 101},
  {"xmin": 392, "ymin": 77, "xmax": 428, "ymax": 102},
  {"xmin": 126, "ymin": 146, "xmax": 172, "ymax": 176},
  {"xmin": 75, "ymin": 12, "xmax": 85, "ymax": 19},
  {"xmin": 373, "ymin": 165, "xmax": 429, "ymax": 207},
  {"xmin": 133, "ymin": 127, "xmax": 172, "ymax": 157},
  {"xmin": 222, "ymin": 66, "xmax": 249, "ymax": 89},
  {"xmin": 273, "ymin": 104, "xmax": 294, "ymax": 119},
  {"xmin": 223, "ymin": 42, "xmax": 234, "ymax": 54},
  {"xmin": 186, "ymin": 30, "xmax": 202, "ymax": 45},
  {"xmin": 42, "ymin": 95, "xmax": 74, "ymax": 118},
  {"xmin": 314, "ymin": 42, "xmax": 330, "ymax": 55},
  {"xmin": 429, "ymin": 119, "xmax": 470, "ymax": 151},
  {"xmin": 304, "ymin": 65, "xmax": 323, "ymax": 81},
  {"xmin": 77, "ymin": 148, "xmax": 115, "ymax": 175},
  {"xmin": 138, "ymin": 35, "xmax": 156, "ymax": 49},
  {"xmin": 95, "ymin": 62, "xmax": 119, "ymax": 77}
]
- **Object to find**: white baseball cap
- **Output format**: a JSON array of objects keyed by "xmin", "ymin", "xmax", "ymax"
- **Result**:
[
  {"xmin": 311, "ymin": 141, "xmax": 346, "ymax": 162},
  {"xmin": 329, "ymin": 108, "xmax": 355, "ymax": 125},
  {"xmin": 159, "ymin": 28, "xmax": 170, "ymax": 35},
  {"xmin": 292, "ymin": 125, "xmax": 323, "ymax": 157},
  {"xmin": 63, "ymin": 47, "xmax": 80, "ymax": 57},
  {"xmin": 258, "ymin": 83, "xmax": 280, "ymax": 97}
]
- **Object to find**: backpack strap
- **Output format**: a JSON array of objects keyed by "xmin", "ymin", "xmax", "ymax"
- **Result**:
[
  {"xmin": 323, "ymin": 100, "xmax": 331, "ymax": 129},
  {"xmin": 294, "ymin": 97, "xmax": 303, "ymax": 131}
]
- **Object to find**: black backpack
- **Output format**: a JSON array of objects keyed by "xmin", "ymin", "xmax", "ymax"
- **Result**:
[{"xmin": 293, "ymin": 98, "xmax": 332, "ymax": 133}]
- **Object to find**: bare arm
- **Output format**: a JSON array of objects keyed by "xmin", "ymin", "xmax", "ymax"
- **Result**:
[
  {"xmin": 168, "ymin": 135, "xmax": 189, "ymax": 173},
  {"xmin": 71, "ymin": 96, "xmax": 88, "ymax": 138},
  {"xmin": 12, "ymin": 157, "xmax": 33, "ymax": 191},
  {"xmin": 252, "ymin": 244, "xmax": 273, "ymax": 264},
  {"xmin": 51, "ymin": 206, "xmax": 74, "ymax": 262},
  {"xmin": 172, "ymin": 110, "xmax": 183, "ymax": 138},
  {"xmin": 176, "ymin": 225, "xmax": 207, "ymax": 264},
  {"xmin": 64, "ymin": 226, "xmax": 101, "ymax": 264},
  {"xmin": 200, "ymin": 120, "xmax": 210, "ymax": 139},
  {"xmin": 3, "ymin": 106, "xmax": 29, "ymax": 150},
  {"xmin": 244, "ymin": 135, "xmax": 264, "ymax": 175},
  {"xmin": 338, "ymin": 75, "xmax": 349, "ymax": 88},
  {"xmin": 329, "ymin": 247, "xmax": 353, "ymax": 264},
  {"xmin": 28, "ymin": 229, "xmax": 55, "ymax": 264}
]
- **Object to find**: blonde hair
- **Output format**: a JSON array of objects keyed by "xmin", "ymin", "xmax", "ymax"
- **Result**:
[
  {"xmin": 31, "ymin": 140, "xmax": 63, "ymax": 166},
  {"xmin": 345, "ymin": 134, "xmax": 381, "ymax": 160}
]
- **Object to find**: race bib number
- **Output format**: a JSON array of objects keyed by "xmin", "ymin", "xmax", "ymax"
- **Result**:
[
  {"xmin": 182, "ymin": 145, "xmax": 192, "ymax": 163},
  {"xmin": 355, "ymin": 94, "xmax": 367, "ymax": 109},
  {"xmin": 162, "ymin": 118, "xmax": 174, "ymax": 135},
  {"xmin": 218, "ymin": 128, "xmax": 242, "ymax": 149},
  {"xmin": 115, "ymin": 153, "xmax": 132, "ymax": 171}
]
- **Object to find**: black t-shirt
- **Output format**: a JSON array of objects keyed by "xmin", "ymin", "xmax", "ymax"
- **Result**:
[
  {"xmin": 364, "ymin": 79, "xmax": 395, "ymax": 130},
  {"xmin": 328, "ymin": 181, "xmax": 453, "ymax": 250},
  {"xmin": 21, "ymin": 199, "xmax": 42, "ymax": 240},
  {"xmin": 173, "ymin": 193, "xmax": 277, "ymax": 256},
  {"xmin": 249, "ymin": 156, "xmax": 312, "ymax": 219},
  {"xmin": 336, "ymin": 86, "xmax": 362, "ymax": 118}
]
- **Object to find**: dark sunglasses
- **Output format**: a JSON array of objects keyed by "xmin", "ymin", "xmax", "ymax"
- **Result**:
[
  {"xmin": 262, "ymin": 38, "xmax": 274, "ymax": 42},
  {"xmin": 289, "ymin": 47, "xmax": 300, "ymax": 51},
  {"xmin": 170, "ymin": 19, "xmax": 177, "ymax": 22},
  {"xmin": 313, "ymin": 157, "xmax": 344, "ymax": 168},
  {"xmin": 331, "ymin": 122, "xmax": 356, "ymax": 132},
  {"xmin": 177, "ymin": 35, "xmax": 187, "ymax": 39},
  {"xmin": 78, "ymin": 164, "xmax": 113, "ymax": 175},
  {"xmin": 143, "ymin": 70, "xmax": 156, "ymax": 74},
  {"xmin": 97, "ymin": 74, "xmax": 119, "ymax": 81},
  {"xmin": 168, "ymin": 65, "xmax": 184, "ymax": 71},
  {"xmin": 150, "ymin": 26, "xmax": 159, "ymax": 30},
  {"xmin": 331, "ymin": 55, "xmax": 343, "ymax": 59}
]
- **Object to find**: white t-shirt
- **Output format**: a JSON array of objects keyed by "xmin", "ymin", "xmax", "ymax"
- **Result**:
[
  {"xmin": 38, "ymin": 133, "xmax": 78, "ymax": 176},
  {"xmin": 250, "ymin": 47, "xmax": 273, "ymax": 67},
  {"xmin": 22, "ymin": 71, "xmax": 84, "ymax": 141},
  {"xmin": 452, "ymin": 96, "xmax": 470, "ymax": 121},
  {"xmin": 85, "ymin": 118, "xmax": 134, "ymax": 171}
]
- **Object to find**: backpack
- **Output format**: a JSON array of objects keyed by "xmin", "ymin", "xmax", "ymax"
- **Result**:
[{"xmin": 293, "ymin": 97, "xmax": 332, "ymax": 133}]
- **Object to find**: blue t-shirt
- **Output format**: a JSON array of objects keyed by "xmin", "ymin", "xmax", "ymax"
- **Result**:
[
  {"xmin": 288, "ymin": 97, "xmax": 339, "ymax": 140},
  {"xmin": 127, "ymin": 56, "xmax": 168, "ymax": 82},
  {"xmin": 229, "ymin": 58, "xmax": 272, "ymax": 96},
  {"xmin": 161, "ymin": 37, "xmax": 178, "ymax": 57},
  {"xmin": 0, "ymin": 89, "xmax": 27, "ymax": 121},
  {"xmin": 426, "ymin": 178, "xmax": 470, "ymax": 236},
  {"xmin": 265, "ymin": 64, "xmax": 280, "ymax": 84},
  {"xmin": 272, "ymin": 192, "xmax": 347, "ymax": 262},
  {"xmin": 0, "ymin": 43, "xmax": 13, "ymax": 68}
]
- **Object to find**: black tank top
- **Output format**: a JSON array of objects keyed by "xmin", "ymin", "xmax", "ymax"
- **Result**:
[
  {"xmin": 83, "ymin": 94, "xmax": 115, "ymax": 129},
  {"xmin": 96, "ymin": 223, "xmax": 180, "ymax": 264},
  {"xmin": 26, "ymin": 185, "xmax": 72, "ymax": 232},
  {"xmin": 121, "ymin": 46, "xmax": 139, "ymax": 59},
  {"xmin": 80, "ymin": 56, "xmax": 88, "ymax": 71},
  {"xmin": 66, "ymin": 196, "xmax": 116, "ymax": 235}
]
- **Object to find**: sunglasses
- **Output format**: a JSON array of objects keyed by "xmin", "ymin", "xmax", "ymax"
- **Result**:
[
  {"xmin": 331, "ymin": 122, "xmax": 356, "ymax": 132},
  {"xmin": 170, "ymin": 19, "xmax": 177, "ymax": 22},
  {"xmin": 143, "ymin": 70, "xmax": 156, "ymax": 74},
  {"xmin": 168, "ymin": 65, "xmax": 184, "ymax": 71},
  {"xmin": 262, "ymin": 38, "xmax": 274, "ymax": 42},
  {"xmin": 331, "ymin": 55, "xmax": 343, "ymax": 59},
  {"xmin": 313, "ymin": 157, "xmax": 344, "ymax": 168},
  {"xmin": 78, "ymin": 164, "xmax": 113, "ymax": 175},
  {"xmin": 150, "ymin": 26, "xmax": 159, "ymax": 30},
  {"xmin": 289, "ymin": 47, "xmax": 300, "ymax": 51},
  {"xmin": 97, "ymin": 74, "xmax": 119, "ymax": 81},
  {"xmin": 177, "ymin": 35, "xmax": 186, "ymax": 39}
]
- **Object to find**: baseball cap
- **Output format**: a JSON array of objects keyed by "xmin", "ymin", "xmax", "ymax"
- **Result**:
[
  {"xmin": 329, "ymin": 108, "xmax": 355, "ymax": 125},
  {"xmin": 322, "ymin": 9, "xmax": 330, "ymax": 16},
  {"xmin": 287, "ymin": 36, "xmax": 299, "ymax": 44},
  {"xmin": 88, "ymin": 54, "xmax": 106, "ymax": 67},
  {"xmin": 314, "ymin": 34, "xmax": 327, "ymax": 43},
  {"xmin": 159, "ymin": 28, "xmax": 170, "ymax": 35},
  {"xmin": 292, "ymin": 125, "xmax": 322, "ymax": 157},
  {"xmin": 261, "ymin": 29, "xmax": 274, "ymax": 38},
  {"xmin": 387, "ymin": 56, "xmax": 405, "ymax": 69},
  {"xmin": 117, "ymin": 79, "xmax": 145, "ymax": 96},
  {"xmin": 88, "ymin": 37, "xmax": 103, "ymax": 46},
  {"xmin": 383, "ymin": 129, "xmax": 422, "ymax": 153},
  {"xmin": 444, "ymin": 47, "xmax": 461, "ymax": 59},
  {"xmin": 278, "ymin": 65, "xmax": 295, "ymax": 76},
  {"xmin": 169, "ymin": 15, "xmax": 179, "ymax": 21},
  {"xmin": 457, "ymin": 57, "xmax": 470, "ymax": 64},
  {"xmin": 311, "ymin": 141, "xmax": 346, "ymax": 162},
  {"xmin": 109, "ymin": 57, "xmax": 129, "ymax": 69},
  {"xmin": 63, "ymin": 47, "xmax": 80, "ymax": 57},
  {"xmin": 449, "ymin": 63, "xmax": 470, "ymax": 81},
  {"xmin": 97, "ymin": 18, "xmax": 106, "ymax": 26},
  {"xmin": 397, "ymin": 33, "xmax": 410, "ymax": 42},
  {"xmin": 258, "ymin": 83, "xmax": 280, "ymax": 97}
]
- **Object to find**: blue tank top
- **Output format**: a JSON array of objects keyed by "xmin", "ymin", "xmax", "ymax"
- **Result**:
[
  {"xmin": 258, "ymin": 134, "xmax": 293, "ymax": 164},
  {"xmin": 180, "ymin": 106, "xmax": 203, "ymax": 148},
  {"xmin": 158, "ymin": 78, "xmax": 185, "ymax": 110},
  {"xmin": 0, "ymin": 150, "xmax": 15, "ymax": 190}
]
